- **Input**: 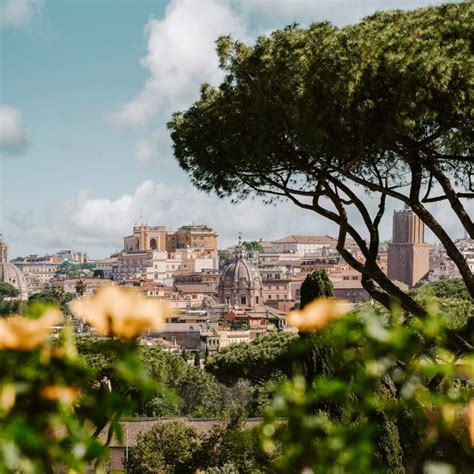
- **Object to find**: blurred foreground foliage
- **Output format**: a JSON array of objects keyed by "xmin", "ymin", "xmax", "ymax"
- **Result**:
[
  {"xmin": 0, "ymin": 280, "xmax": 472, "ymax": 472},
  {"xmin": 0, "ymin": 317, "xmax": 155, "ymax": 472},
  {"xmin": 206, "ymin": 282, "xmax": 473, "ymax": 472}
]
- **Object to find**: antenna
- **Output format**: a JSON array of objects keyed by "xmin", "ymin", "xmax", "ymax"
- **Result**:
[{"xmin": 134, "ymin": 209, "xmax": 144, "ymax": 226}]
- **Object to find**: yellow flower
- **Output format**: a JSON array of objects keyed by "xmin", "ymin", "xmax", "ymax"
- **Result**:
[
  {"xmin": 69, "ymin": 285, "xmax": 170, "ymax": 338},
  {"xmin": 287, "ymin": 298, "xmax": 348, "ymax": 332},
  {"xmin": 0, "ymin": 310, "xmax": 63, "ymax": 351},
  {"xmin": 469, "ymin": 399, "xmax": 474, "ymax": 447},
  {"xmin": 41, "ymin": 385, "xmax": 80, "ymax": 405},
  {"xmin": 0, "ymin": 384, "xmax": 16, "ymax": 412}
]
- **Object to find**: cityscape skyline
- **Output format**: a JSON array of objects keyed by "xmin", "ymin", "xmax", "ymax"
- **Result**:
[{"xmin": 1, "ymin": 0, "xmax": 468, "ymax": 258}]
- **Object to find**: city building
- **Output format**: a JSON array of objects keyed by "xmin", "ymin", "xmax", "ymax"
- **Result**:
[
  {"xmin": 166, "ymin": 222, "xmax": 218, "ymax": 256},
  {"xmin": 13, "ymin": 258, "xmax": 59, "ymax": 293},
  {"xmin": 123, "ymin": 225, "xmax": 168, "ymax": 252},
  {"xmin": 88, "ymin": 256, "xmax": 117, "ymax": 279},
  {"xmin": 270, "ymin": 235, "xmax": 336, "ymax": 256},
  {"xmin": 116, "ymin": 224, "xmax": 218, "ymax": 284},
  {"xmin": 56, "ymin": 250, "xmax": 87, "ymax": 263},
  {"xmin": 387, "ymin": 206, "xmax": 430, "ymax": 287},
  {"xmin": 173, "ymin": 283, "xmax": 218, "ymax": 306}
]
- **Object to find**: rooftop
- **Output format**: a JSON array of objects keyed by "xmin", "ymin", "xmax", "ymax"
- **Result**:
[
  {"xmin": 174, "ymin": 284, "xmax": 217, "ymax": 294},
  {"xmin": 98, "ymin": 418, "xmax": 263, "ymax": 447},
  {"xmin": 273, "ymin": 235, "xmax": 336, "ymax": 244}
]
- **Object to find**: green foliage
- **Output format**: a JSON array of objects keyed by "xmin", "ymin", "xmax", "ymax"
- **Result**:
[
  {"xmin": 0, "ymin": 282, "xmax": 23, "ymax": 317},
  {"xmin": 169, "ymin": 3, "xmax": 472, "ymax": 199},
  {"xmin": 127, "ymin": 420, "xmax": 202, "ymax": 474},
  {"xmin": 242, "ymin": 240, "xmax": 264, "ymax": 253},
  {"xmin": 300, "ymin": 269, "xmax": 334, "ymax": 308},
  {"xmin": 0, "ymin": 282, "xmax": 19, "ymax": 299},
  {"xmin": 77, "ymin": 338, "xmax": 262, "ymax": 418},
  {"xmin": 178, "ymin": 367, "xmax": 222, "ymax": 417},
  {"xmin": 128, "ymin": 409, "xmax": 275, "ymax": 474},
  {"xmin": 412, "ymin": 279, "xmax": 473, "ymax": 302},
  {"xmin": 0, "ymin": 316, "xmax": 159, "ymax": 472},
  {"xmin": 206, "ymin": 332, "xmax": 298, "ymax": 386},
  {"xmin": 197, "ymin": 408, "xmax": 275, "ymax": 473},
  {"xmin": 75, "ymin": 279, "xmax": 87, "ymax": 296},
  {"xmin": 0, "ymin": 299, "xmax": 24, "ymax": 317},
  {"xmin": 260, "ymin": 306, "xmax": 474, "ymax": 472},
  {"xmin": 410, "ymin": 280, "xmax": 474, "ymax": 344},
  {"xmin": 28, "ymin": 290, "xmax": 74, "ymax": 315}
]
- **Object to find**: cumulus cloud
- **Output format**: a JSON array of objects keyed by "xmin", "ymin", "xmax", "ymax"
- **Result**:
[
  {"xmin": 7, "ymin": 179, "xmax": 468, "ymax": 257},
  {"xmin": 135, "ymin": 129, "xmax": 173, "ymax": 165},
  {"xmin": 7, "ymin": 180, "xmax": 339, "ymax": 254},
  {"xmin": 0, "ymin": 104, "xmax": 29, "ymax": 155},
  {"xmin": 109, "ymin": 0, "xmax": 246, "ymax": 127},
  {"xmin": 135, "ymin": 139, "xmax": 157, "ymax": 165},
  {"xmin": 0, "ymin": 0, "xmax": 42, "ymax": 29}
]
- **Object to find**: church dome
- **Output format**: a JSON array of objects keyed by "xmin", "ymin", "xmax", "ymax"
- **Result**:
[
  {"xmin": 220, "ymin": 259, "xmax": 263, "ymax": 290},
  {"xmin": 0, "ymin": 237, "xmax": 28, "ymax": 299},
  {"xmin": 218, "ymin": 244, "xmax": 263, "ymax": 308}
]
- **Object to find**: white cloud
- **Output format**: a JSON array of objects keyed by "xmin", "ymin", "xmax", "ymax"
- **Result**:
[
  {"xmin": 135, "ymin": 129, "xmax": 173, "ymax": 165},
  {"xmin": 7, "ymin": 180, "xmax": 468, "ymax": 257},
  {"xmin": 135, "ymin": 139, "xmax": 157, "ymax": 165},
  {"xmin": 0, "ymin": 104, "xmax": 29, "ymax": 155},
  {"xmin": 7, "ymin": 180, "xmax": 339, "ymax": 255},
  {"xmin": 109, "ymin": 0, "xmax": 246, "ymax": 127},
  {"xmin": 0, "ymin": 0, "xmax": 42, "ymax": 29}
]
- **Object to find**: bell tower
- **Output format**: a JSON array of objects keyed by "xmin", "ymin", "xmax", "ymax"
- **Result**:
[{"xmin": 387, "ymin": 207, "xmax": 430, "ymax": 287}]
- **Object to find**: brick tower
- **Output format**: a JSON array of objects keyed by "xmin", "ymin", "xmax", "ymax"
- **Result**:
[{"xmin": 387, "ymin": 206, "xmax": 430, "ymax": 287}]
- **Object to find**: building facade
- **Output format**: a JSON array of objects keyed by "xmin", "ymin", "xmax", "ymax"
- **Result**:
[
  {"xmin": 387, "ymin": 207, "xmax": 430, "ymax": 287},
  {"xmin": 123, "ymin": 225, "xmax": 168, "ymax": 252},
  {"xmin": 13, "ymin": 260, "xmax": 59, "ymax": 293},
  {"xmin": 270, "ymin": 235, "xmax": 336, "ymax": 256},
  {"xmin": 166, "ymin": 223, "xmax": 218, "ymax": 256}
]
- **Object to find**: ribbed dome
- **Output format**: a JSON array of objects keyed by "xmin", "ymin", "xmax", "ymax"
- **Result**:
[
  {"xmin": 218, "ymin": 244, "xmax": 264, "ymax": 308},
  {"xmin": 220, "ymin": 259, "xmax": 263, "ymax": 290},
  {"xmin": 0, "ymin": 236, "xmax": 28, "ymax": 299},
  {"xmin": 0, "ymin": 262, "xmax": 28, "ymax": 297}
]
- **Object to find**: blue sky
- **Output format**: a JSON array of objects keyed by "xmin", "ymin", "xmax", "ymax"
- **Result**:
[{"xmin": 0, "ymin": 0, "xmax": 465, "ymax": 258}]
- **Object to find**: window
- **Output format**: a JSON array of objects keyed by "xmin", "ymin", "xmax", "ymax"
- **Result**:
[
  {"xmin": 256, "ymin": 296, "xmax": 260, "ymax": 304},
  {"xmin": 240, "ymin": 296, "xmax": 246, "ymax": 305}
]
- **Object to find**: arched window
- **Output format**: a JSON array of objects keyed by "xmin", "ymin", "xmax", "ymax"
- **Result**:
[{"xmin": 150, "ymin": 238, "xmax": 157, "ymax": 250}]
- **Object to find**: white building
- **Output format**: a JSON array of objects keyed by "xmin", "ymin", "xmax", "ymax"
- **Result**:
[
  {"xmin": 270, "ymin": 235, "xmax": 336, "ymax": 256},
  {"xmin": 114, "ymin": 248, "xmax": 218, "ymax": 286}
]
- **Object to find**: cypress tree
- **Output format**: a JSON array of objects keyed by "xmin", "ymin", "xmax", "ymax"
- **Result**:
[{"xmin": 300, "ymin": 269, "xmax": 334, "ymax": 308}]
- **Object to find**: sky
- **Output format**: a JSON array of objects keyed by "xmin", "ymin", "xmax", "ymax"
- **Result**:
[{"xmin": 0, "ymin": 0, "xmax": 468, "ymax": 258}]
